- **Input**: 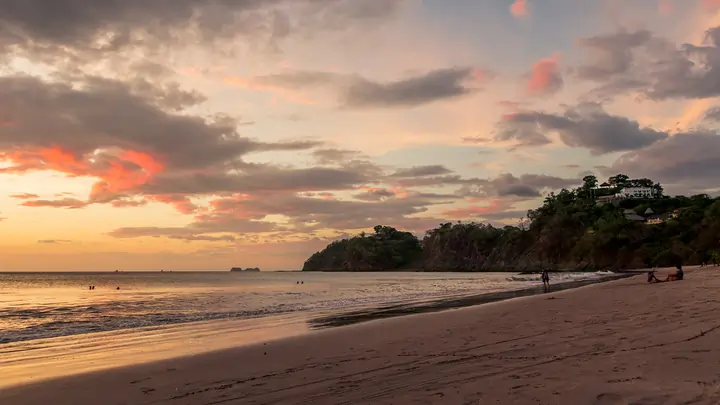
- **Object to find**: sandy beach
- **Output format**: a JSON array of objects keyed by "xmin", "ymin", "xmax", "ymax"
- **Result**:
[{"xmin": 4, "ymin": 267, "xmax": 720, "ymax": 405}]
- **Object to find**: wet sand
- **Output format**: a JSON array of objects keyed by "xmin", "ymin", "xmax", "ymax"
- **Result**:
[{"xmin": 5, "ymin": 266, "xmax": 720, "ymax": 405}]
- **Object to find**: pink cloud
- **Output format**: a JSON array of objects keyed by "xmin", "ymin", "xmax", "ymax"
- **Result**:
[
  {"xmin": 703, "ymin": 0, "xmax": 720, "ymax": 12},
  {"xmin": 527, "ymin": 53, "xmax": 563, "ymax": 95},
  {"xmin": 444, "ymin": 200, "xmax": 503, "ymax": 219},
  {"xmin": 658, "ymin": 0, "xmax": 673, "ymax": 14},
  {"xmin": 224, "ymin": 76, "xmax": 318, "ymax": 105},
  {"xmin": 510, "ymin": 0, "xmax": 529, "ymax": 18}
]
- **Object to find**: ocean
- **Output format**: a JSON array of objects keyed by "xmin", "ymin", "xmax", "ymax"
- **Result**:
[{"xmin": 0, "ymin": 271, "xmax": 616, "ymax": 345}]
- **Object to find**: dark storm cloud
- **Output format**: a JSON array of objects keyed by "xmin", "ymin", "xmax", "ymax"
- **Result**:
[{"xmin": 496, "ymin": 103, "xmax": 668, "ymax": 154}]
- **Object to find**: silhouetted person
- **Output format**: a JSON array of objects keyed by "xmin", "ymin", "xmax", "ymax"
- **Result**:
[
  {"xmin": 666, "ymin": 264, "xmax": 684, "ymax": 281},
  {"xmin": 541, "ymin": 270, "xmax": 550, "ymax": 292},
  {"xmin": 647, "ymin": 270, "xmax": 661, "ymax": 283}
]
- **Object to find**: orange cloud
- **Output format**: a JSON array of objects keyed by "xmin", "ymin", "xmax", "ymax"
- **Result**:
[
  {"xmin": 1, "ymin": 146, "xmax": 167, "ymax": 208},
  {"xmin": 527, "ymin": 53, "xmax": 563, "ymax": 95},
  {"xmin": 149, "ymin": 195, "xmax": 200, "ymax": 215},
  {"xmin": 510, "ymin": 0, "xmax": 529, "ymax": 18},
  {"xmin": 21, "ymin": 198, "xmax": 87, "ymax": 209},
  {"xmin": 9, "ymin": 193, "xmax": 39, "ymax": 200}
]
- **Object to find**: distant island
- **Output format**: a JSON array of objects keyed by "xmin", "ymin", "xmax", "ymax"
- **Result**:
[
  {"xmin": 230, "ymin": 267, "xmax": 260, "ymax": 272},
  {"xmin": 303, "ymin": 173, "xmax": 720, "ymax": 272}
]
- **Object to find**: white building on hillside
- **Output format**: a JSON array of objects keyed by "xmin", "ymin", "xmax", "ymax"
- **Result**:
[{"xmin": 619, "ymin": 187, "xmax": 655, "ymax": 199}]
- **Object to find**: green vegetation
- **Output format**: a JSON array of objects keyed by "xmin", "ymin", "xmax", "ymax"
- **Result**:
[
  {"xmin": 303, "ymin": 225, "xmax": 423, "ymax": 271},
  {"xmin": 302, "ymin": 175, "xmax": 720, "ymax": 272}
]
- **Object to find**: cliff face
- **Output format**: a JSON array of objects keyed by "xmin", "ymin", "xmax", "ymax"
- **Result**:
[{"xmin": 303, "ymin": 187, "xmax": 720, "ymax": 272}]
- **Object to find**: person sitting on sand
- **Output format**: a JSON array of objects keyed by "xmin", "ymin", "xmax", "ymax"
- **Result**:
[
  {"xmin": 665, "ymin": 264, "xmax": 684, "ymax": 282},
  {"xmin": 647, "ymin": 269, "xmax": 661, "ymax": 283}
]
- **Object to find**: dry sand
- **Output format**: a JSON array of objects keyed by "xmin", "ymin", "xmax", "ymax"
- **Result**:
[{"xmin": 3, "ymin": 267, "xmax": 720, "ymax": 405}]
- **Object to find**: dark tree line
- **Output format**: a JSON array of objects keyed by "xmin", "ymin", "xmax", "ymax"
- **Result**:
[{"xmin": 302, "ymin": 175, "xmax": 720, "ymax": 272}]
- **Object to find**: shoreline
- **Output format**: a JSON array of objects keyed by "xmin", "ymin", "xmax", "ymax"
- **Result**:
[
  {"xmin": 6, "ymin": 266, "xmax": 718, "ymax": 404},
  {"xmin": 310, "ymin": 272, "xmax": 635, "ymax": 328},
  {"xmin": 1, "ymin": 271, "xmax": 627, "ymax": 389}
]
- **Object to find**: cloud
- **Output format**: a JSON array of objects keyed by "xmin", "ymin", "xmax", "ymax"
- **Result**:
[
  {"xmin": 658, "ymin": 0, "xmax": 673, "ymax": 15},
  {"xmin": 148, "ymin": 195, "xmax": 199, "ymax": 215},
  {"xmin": 445, "ymin": 203, "xmax": 527, "ymax": 222},
  {"xmin": 496, "ymin": 103, "xmax": 668, "ymax": 154},
  {"xmin": 527, "ymin": 54, "xmax": 563, "ymax": 95},
  {"xmin": 342, "ymin": 68, "xmax": 487, "ymax": 108},
  {"xmin": 704, "ymin": 107, "xmax": 720, "ymax": 121},
  {"xmin": 0, "ymin": 0, "xmax": 408, "ymax": 64},
  {"xmin": 110, "ymin": 190, "xmax": 453, "ymax": 239},
  {"xmin": 388, "ymin": 165, "xmax": 453, "ymax": 178},
  {"xmin": 610, "ymin": 131, "xmax": 720, "ymax": 192},
  {"xmin": 9, "ymin": 193, "xmax": 39, "ymax": 200},
  {"xmin": 352, "ymin": 188, "xmax": 397, "ymax": 201},
  {"xmin": 457, "ymin": 173, "xmax": 578, "ymax": 200},
  {"xmin": 703, "ymin": 0, "xmax": 720, "ymax": 12},
  {"xmin": 311, "ymin": 148, "xmax": 364, "ymax": 165},
  {"xmin": 20, "ymin": 198, "xmax": 88, "ymax": 209},
  {"xmin": 240, "ymin": 67, "xmax": 489, "ymax": 108},
  {"xmin": 37, "ymin": 239, "xmax": 73, "ymax": 244},
  {"xmin": 576, "ymin": 26, "xmax": 720, "ymax": 101},
  {"xmin": 575, "ymin": 29, "xmax": 654, "ymax": 82},
  {"xmin": 110, "ymin": 218, "xmax": 278, "ymax": 240},
  {"xmin": 143, "ymin": 165, "xmax": 376, "ymax": 195},
  {"xmin": 510, "ymin": 0, "xmax": 530, "ymax": 18},
  {"xmin": 0, "ymin": 74, "xmax": 321, "ymax": 205}
]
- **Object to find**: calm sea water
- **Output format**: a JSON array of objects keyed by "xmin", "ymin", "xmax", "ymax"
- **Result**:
[{"xmin": 0, "ymin": 271, "xmax": 614, "ymax": 344}]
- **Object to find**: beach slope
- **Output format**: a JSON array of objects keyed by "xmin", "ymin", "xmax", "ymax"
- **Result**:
[{"xmin": 4, "ymin": 268, "xmax": 720, "ymax": 405}]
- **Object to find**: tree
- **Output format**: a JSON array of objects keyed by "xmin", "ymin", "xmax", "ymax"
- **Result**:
[
  {"xmin": 581, "ymin": 175, "xmax": 599, "ymax": 200},
  {"xmin": 582, "ymin": 175, "xmax": 599, "ymax": 190},
  {"xmin": 608, "ymin": 174, "xmax": 630, "ymax": 188}
]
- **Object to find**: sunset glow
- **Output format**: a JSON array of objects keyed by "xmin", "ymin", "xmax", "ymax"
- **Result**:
[{"xmin": 1, "ymin": 0, "xmax": 719, "ymax": 271}]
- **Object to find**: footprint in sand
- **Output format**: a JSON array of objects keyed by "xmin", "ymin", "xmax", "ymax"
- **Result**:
[{"xmin": 594, "ymin": 393, "xmax": 626, "ymax": 405}]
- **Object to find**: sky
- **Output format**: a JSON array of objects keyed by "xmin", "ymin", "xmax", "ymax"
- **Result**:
[{"xmin": 2, "ymin": 0, "xmax": 720, "ymax": 271}]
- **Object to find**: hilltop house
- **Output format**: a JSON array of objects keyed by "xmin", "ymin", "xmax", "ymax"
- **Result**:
[
  {"xmin": 619, "ymin": 187, "xmax": 655, "ymax": 199},
  {"xmin": 595, "ymin": 186, "xmax": 657, "ymax": 205}
]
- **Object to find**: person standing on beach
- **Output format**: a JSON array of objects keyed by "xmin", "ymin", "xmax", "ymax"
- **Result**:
[{"xmin": 541, "ymin": 270, "xmax": 550, "ymax": 293}]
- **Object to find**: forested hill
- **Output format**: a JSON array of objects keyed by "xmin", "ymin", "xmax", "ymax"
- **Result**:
[{"xmin": 302, "ymin": 175, "xmax": 720, "ymax": 272}]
